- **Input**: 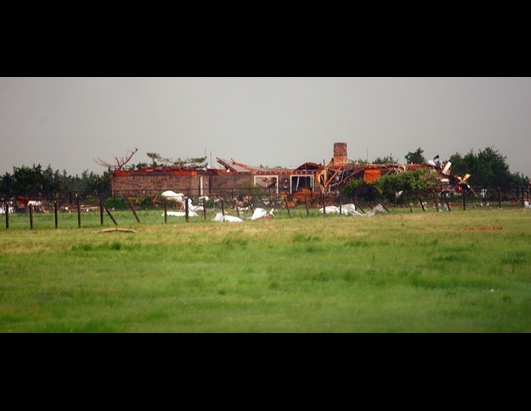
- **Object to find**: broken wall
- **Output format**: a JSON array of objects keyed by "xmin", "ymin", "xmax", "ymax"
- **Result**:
[
  {"xmin": 112, "ymin": 173, "xmax": 202, "ymax": 196},
  {"xmin": 112, "ymin": 171, "xmax": 254, "ymax": 198}
]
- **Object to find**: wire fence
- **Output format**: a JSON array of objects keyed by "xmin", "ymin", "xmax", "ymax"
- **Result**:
[
  {"xmin": 2, "ymin": 184, "xmax": 530, "ymax": 231},
  {"xmin": 2, "ymin": 184, "xmax": 530, "ymax": 213}
]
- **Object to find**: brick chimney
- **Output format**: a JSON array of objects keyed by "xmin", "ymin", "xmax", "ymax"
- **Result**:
[{"xmin": 333, "ymin": 142, "xmax": 348, "ymax": 166}]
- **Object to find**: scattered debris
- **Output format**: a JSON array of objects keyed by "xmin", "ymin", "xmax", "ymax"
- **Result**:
[
  {"xmin": 319, "ymin": 203, "xmax": 387, "ymax": 217},
  {"xmin": 160, "ymin": 191, "xmax": 186, "ymax": 209},
  {"xmin": 99, "ymin": 228, "xmax": 137, "ymax": 233},
  {"xmin": 319, "ymin": 205, "xmax": 342, "ymax": 214},
  {"xmin": 212, "ymin": 212, "xmax": 243, "ymax": 223},
  {"xmin": 363, "ymin": 204, "xmax": 388, "ymax": 216},
  {"xmin": 249, "ymin": 208, "xmax": 275, "ymax": 220},
  {"xmin": 318, "ymin": 203, "xmax": 360, "ymax": 215},
  {"xmin": 163, "ymin": 211, "xmax": 198, "ymax": 217},
  {"xmin": 339, "ymin": 203, "xmax": 357, "ymax": 215},
  {"xmin": 0, "ymin": 206, "xmax": 15, "ymax": 214}
]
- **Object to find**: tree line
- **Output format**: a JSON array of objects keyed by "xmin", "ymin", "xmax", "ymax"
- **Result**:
[
  {"xmin": 366, "ymin": 147, "xmax": 527, "ymax": 187},
  {"xmin": 0, "ymin": 164, "xmax": 112, "ymax": 200},
  {"xmin": 1, "ymin": 147, "xmax": 528, "ymax": 202},
  {"xmin": 345, "ymin": 147, "xmax": 529, "ymax": 203}
]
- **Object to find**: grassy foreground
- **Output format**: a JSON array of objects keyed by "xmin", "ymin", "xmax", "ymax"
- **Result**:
[{"xmin": 1, "ymin": 206, "xmax": 530, "ymax": 332}]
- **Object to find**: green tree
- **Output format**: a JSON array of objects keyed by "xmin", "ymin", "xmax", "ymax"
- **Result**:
[
  {"xmin": 146, "ymin": 152, "xmax": 163, "ymax": 167},
  {"xmin": 0, "ymin": 164, "xmax": 111, "ymax": 201},
  {"xmin": 10, "ymin": 164, "xmax": 51, "ymax": 198},
  {"xmin": 181, "ymin": 156, "xmax": 208, "ymax": 167},
  {"xmin": 511, "ymin": 171, "xmax": 529, "ymax": 187},
  {"xmin": 146, "ymin": 152, "xmax": 207, "ymax": 168},
  {"xmin": 348, "ymin": 158, "xmax": 369, "ymax": 165},
  {"xmin": 373, "ymin": 169, "xmax": 438, "ymax": 203},
  {"xmin": 373, "ymin": 154, "xmax": 398, "ymax": 164},
  {"xmin": 80, "ymin": 170, "xmax": 110, "ymax": 194},
  {"xmin": 0, "ymin": 172, "xmax": 14, "ymax": 198},
  {"xmin": 238, "ymin": 179, "xmax": 265, "ymax": 199},
  {"xmin": 342, "ymin": 178, "xmax": 378, "ymax": 202},
  {"xmin": 405, "ymin": 148, "xmax": 426, "ymax": 164},
  {"xmin": 449, "ymin": 147, "xmax": 514, "ymax": 190}
]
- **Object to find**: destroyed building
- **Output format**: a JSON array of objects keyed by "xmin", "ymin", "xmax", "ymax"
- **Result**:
[{"xmin": 110, "ymin": 142, "xmax": 443, "ymax": 198}]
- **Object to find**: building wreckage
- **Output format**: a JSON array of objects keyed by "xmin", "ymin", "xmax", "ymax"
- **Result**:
[{"xmin": 111, "ymin": 143, "xmax": 468, "ymax": 203}]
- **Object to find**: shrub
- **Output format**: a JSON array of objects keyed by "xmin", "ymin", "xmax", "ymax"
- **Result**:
[
  {"xmin": 238, "ymin": 179, "xmax": 266, "ymax": 200},
  {"xmin": 104, "ymin": 197, "xmax": 128, "ymax": 210}
]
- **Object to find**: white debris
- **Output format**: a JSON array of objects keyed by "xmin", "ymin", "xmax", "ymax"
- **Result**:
[
  {"xmin": 319, "ymin": 206, "xmax": 340, "ymax": 214},
  {"xmin": 163, "ymin": 210, "xmax": 198, "ymax": 217},
  {"xmin": 365, "ymin": 204, "xmax": 387, "ymax": 216},
  {"xmin": 250, "ymin": 208, "xmax": 267, "ymax": 220},
  {"xmin": 0, "ymin": 206, "xmax": 14, "ymax": 214},
  {"xmin": 348, "ymin": 204, "xmax": 387, "ymax": 217},
  {"xmin": 249, "ymin": 208, "xmax": 275, "ymax": 220},
  {"xmin": 319, "ymin": 203, "xmax": 379, "ymax": 216},
  {"xmin": 161, "ymin": 190, "xmax": 184, "ymax": 202},
  {"xmin": 339, "ymin": 203, "xmax": 357, "ymax": 215},
  {"xmin": 212, "ymin": 212, "xmax": 243, "ymax": 223}
]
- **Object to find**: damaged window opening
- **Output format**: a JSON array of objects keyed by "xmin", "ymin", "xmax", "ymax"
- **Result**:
[{"xmin": 292, "ymin": 176, "xmax": 313, "ymax": 192}]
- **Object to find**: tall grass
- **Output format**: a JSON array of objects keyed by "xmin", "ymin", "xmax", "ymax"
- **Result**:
[{"xmin": 1, "ymin": 205, "xmax": 530, "ymax": 332}]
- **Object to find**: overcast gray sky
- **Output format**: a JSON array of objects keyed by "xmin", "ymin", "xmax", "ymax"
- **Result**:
[{"xmin": 1, "ymin": 77, "xmax": 530, "ymax": 178}]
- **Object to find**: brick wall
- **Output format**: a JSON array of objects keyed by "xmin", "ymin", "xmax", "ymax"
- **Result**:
[
  {"xmin": 111, "ymin": 171, "xmax": 254, "ymax": 198},
  {"xmin": 112, "ymin": 173, "xmax": 201, "ymax": 196}
]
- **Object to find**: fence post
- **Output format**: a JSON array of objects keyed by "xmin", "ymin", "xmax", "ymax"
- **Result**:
[
  {"xmin": 5, "ymin": 201, "xmax": 9, "ymax": 229},
  {"xmin": 221, "ymin": 199, "xmax": 225, "ymax": 216},
  {"xmin": 248, "ymin": 196, "xmax": 254, "ymax": 215},
  {"xmin": 354, "ymin": 199, "xmax": 364, "ymax": 214},
  {"xmin": 77, "ymin": 200, "xmax": 81, "ymax": 228},
  {"xmin": 305, "ymin": 196, "xmax": 309, "ymax": 217},
  {"xmin": 129, "ymin": 201, "xmax": 141, "ymax": 223},
  {"xmin": 377, "ymin": 199, "xmax": 390, "ymax": 213},
  {"xmin": 203, "ymin": 197, "xmax": 207, "ymax": 220},
  {"xmin": 185, "ymin": 196, "xmax": 189, "ymax": 222},
  {"xmin": 432, "ymin": 191, "xmax": 439, "ymax": 212},
  {"xmin": 443, "ymin": 192, "xmax": 451, "ymax": 211},
  {"xmin": 462, "ymin": 190, "xmax": 466, "ymax": 211},
  {"xmin": 164, "ymin": 200, "xmax": 167, "ymax": 223},
  {"xmin": 29, "ymin": 204, "xmax": 34, "ymax": 229},
  {"xmin": 234, "ymin": 198, "xmax": 239, "ymax": 218},
  {"xmin": 498, "ymin": 187, "xmax": 501, "ymax": 209},
  {"xmin": 100, "ymin": 199, "xmax": 104, "ymax": 225},
  {"xmin": 54, "ymin": 201, "xmax": 58, "ymax": 229},
  {"xmin": 105, "ymin": 207, "xmax": 118, "ymax": 225}
]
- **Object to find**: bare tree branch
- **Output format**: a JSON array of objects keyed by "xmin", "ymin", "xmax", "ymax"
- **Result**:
[{"xmin": 94, "ymin": 147, "xmax": 139, "ymax": 170}]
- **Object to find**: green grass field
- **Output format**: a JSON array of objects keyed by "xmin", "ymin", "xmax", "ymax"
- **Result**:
[{"xmin": 1, "ymin": 204, "xmax": 530, "ymax": 332}]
